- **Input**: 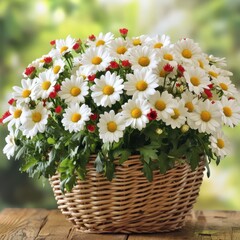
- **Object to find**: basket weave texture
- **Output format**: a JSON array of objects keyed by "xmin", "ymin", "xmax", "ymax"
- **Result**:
[{"xmin": 50, "ymin": 155, "xmax": 205, "ymax": 233}]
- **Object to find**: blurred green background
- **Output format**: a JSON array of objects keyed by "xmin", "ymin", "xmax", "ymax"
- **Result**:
[{"xmin": 0, "ymin": 0, "xmax": 240, "ymax": 210}]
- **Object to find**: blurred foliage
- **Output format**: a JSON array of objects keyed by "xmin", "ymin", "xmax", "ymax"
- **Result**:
[{"xmin": 0, "ymin": 0, "xmax": 240, "ymax": 210}]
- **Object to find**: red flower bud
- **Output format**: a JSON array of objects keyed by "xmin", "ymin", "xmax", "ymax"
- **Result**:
[
  {"xmin": 8, "ymin": 98, "xmax": 16, "ymax": 105},
  {"xmin": 49, "ymin": 91, "xmax": 57, "ymax": 98},
  {"xmin": 55, "ymin": 106, "xmax": 62, "ymax": 114},
  {"xmin": 177, "ymin": 64, "xmax": 185, "ymax": 77},
  {"xmin": 119, "ymin": 28, "xmax": 128, "ymax": 37},
  {"xmin": 90, "ymin": 113, "xmax": 98, "ymax": 121},
  {"xmin": 88, "ymin": 74, "xmax": 96, "ymax": 82},
  {"xmin": 44, "ymin": 57, "xmax": 53, "ymax": 64},
  {"xmin": 109, "ymin": 61, "xmax": 119, "ymax": 69},
  {"xmin": 147, "ymin": 109, "xmax": 157, "ymax": 121},
  {"xmin": 203, "ymin": 88, "xmax": 213, "ymax": 99},
  {"xmin": 73, "ymin": 43, "xmax": 80, "ymax": 51},
  {"xmin": 87, "ymin": 124, "xmax": 96, "ymax": 133},
  {"xmin": 0, "ymin": 111, "xmax": 11, "ymax": 124},
  {"xmin": 50, "ymin": 40, "xmax": 56, "ymax": 46},
  {"xmin": 89, "ymin": 34, "xmax": 96, "ymax": 41},
  {"xmin": 121, "ymin": 60, "xmax": 131, "ymax": 68},
  {"xmin": 24, "ymin": 66, "xmax": 36, "ymax": 77},
  {"xmin": 54, "ymin": 84, "xmax": 61, "ymax": 92},
  {"xmin": 163, "ymin": 63, "xmax": 174, "ymax": 72}
]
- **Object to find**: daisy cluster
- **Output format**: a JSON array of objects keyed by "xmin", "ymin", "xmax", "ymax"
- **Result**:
[{"xmin": 1, "ymin": 28, "xmax": 240, "ymax": 188}]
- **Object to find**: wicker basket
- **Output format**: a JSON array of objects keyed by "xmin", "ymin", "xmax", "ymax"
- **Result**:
[{"xmin": 50, "ymin": 155, "xmax": 205, "ymax": 233}]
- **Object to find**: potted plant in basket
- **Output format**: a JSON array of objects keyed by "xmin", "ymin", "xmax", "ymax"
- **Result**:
[{"xmin": 1, "ymin": 28, "xmax": 240, "ymax": 233}]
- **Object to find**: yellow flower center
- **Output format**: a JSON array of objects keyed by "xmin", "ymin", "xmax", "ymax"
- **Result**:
[
  {"xmin": 60, "ymin": 46, "xmax": 68, "ymax": 54},
  {"xmin": 159, "ymin": 69, "xmax": 166, "ymax": 78},
  {"xmin": 155, "ymin": 100, "xmax": 166, "ymax": 111},
  {"xmin": 71, "ymin": 113, "xmax": 81, "ymax": 122},
  {"xmin": 163, "ymin": 53, "xmax": 173, "ymax": 61},
  {"xmin": 209, "ymin": 71, "xmax": 219, "ymax": 78},
  {"xmin": 200, "ymin": 111, "xmax": 211, "ymax": 122},
  {"xmin": 53, "ymin": 65, "xmax": 61, "ymax": 74},
  {"xmin": 133, "ymin": 39, "xmax": 141, "ymax": 46},
  {"xmin": 107, "ymin": 121, "xmax": 117, "ymax": 132},
  {"xmin": 219, "ymin": 83, "xmax": 228, "ymax": 91},
  {"xmin": 217, "ymin": 138, "xmax": 225, "ymax": 149},
  {"xmin": 131, "ymin": 108, "xmax": 142, "ymax": 118},
  {"xmin": 136, "ymin": 80, "xmax": 148, "ymax": 91},
  {"xmin": 182, "ymin": 49, "xmax": 192, "ymax": 59},
  {"xmin": 116, "ymin": 46, "xmax": 127, "ymax": 54},
  {"xmin": 223, "ymin": 106, "xmax": 232, "ymax": 117},
  {"xmin": 185, "ymin": 102, "xmax": 194, "ymax": 112},
  {"xmin": 13, "ymin": 109, "xmax": 22, "ymax": 119},
  {"xmin": 70, "ymin": 87, "xmax": 81, "ymax": 96},
  {"xmin": 154, "ymin": 42, "xmax": 163, "ymax": 49},
  {"xmin": 171, "ymin": 108, "xmax": 180, "ymax": 119},
  {"xmin": 41, "ymin": 81, "xmax": 51, "ymax": 90},
  {"xmin": 32, "ymin": 112, "xmax": 42, "ymax": 123},
  {"xmin": 190, "ymin": 76, "xmax": 200, "ymax": 86},
  {"xmin": 22, "ymin": 89, "xmax": 31, "ymax": 98},
  {"xmin": 91, "ymin": 56, "xmax": 102, "ymax": 65},
  {"xmin": 198, "ymin": 60, "xmax": 204, "ymax": 69},
  {"xmin": 103, "ymin": 85, "xmax": 114, "ymax": 95},
  {"xmin": 96, "ymin": 40, "xmax": 105, "ymax": 47},
  {"xmin": 138, "ymin": 57, "xmax": 150, "ymax": 67}
]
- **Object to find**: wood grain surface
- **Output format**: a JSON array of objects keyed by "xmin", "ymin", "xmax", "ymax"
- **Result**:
[{"xmin": 0, "ymin": 209, "xmax": 239, "ymax": 240}]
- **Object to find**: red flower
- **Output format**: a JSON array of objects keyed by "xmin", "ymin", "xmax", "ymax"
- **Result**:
[
  {"xmin": 24, "ymin": 66, "xmax": 36, "ymax": 77},
  {"xmin": 0, "ymin": 111, "xmax": 11, "ymax": 124},
  {"xmin": 50, "ymin": 40, "xmax": 56, "ymax": 46},
  {"xmin": 203, "ymin": 88, "xmax": 213, "ymax": 99},
  {"xmin": 121, "ymin": 60, "xmax": 131, "ymax": 68},
  {"xmin": 55, "ymin": 106, "xmax": 62, "ymax": 114},
  {"xmin": 89, "ymin": 34, "xmax": 96, "ymax": 41},
  {"xmin": 49, "ymin": 91, "xmax": 57, "ymax": 98},
  {"xmin": 109, "ymin": 61, "xmax": 119, "ymax": 69},
  {"xmin": 119, "ymin": 28, "xmax": 128, "ymax": 37},
  {"xmin": 208, "ymin": 84, "xmax": 214, "ymax": 89},
  {"xmin": 90, "ymin": 113, "xmax": 98, "ymax": 121},
  {"xmin": 8, "ymin": 98, "xmax": 16, "ymax": 105},
  {"xmin": 147, "ymin": 109, "xmax": 157, "ymax": 121},
  {"xmin": 54, "ymin": 84, "xmax": 61, "ymax": 92},
  {"xmin": 88, "ymin": 74, "xmax": 96, "ymax": 82},
  {"xmin": 73, "ymin": 43, "xmax": 80, "ymax": 52},
  {"xmin": 87, "ymin": 124, "xmax": 96, "ymax": 133},
  {"xmin": 163, "ymin": 63, "xmax": 174, "ymax": 72},
  {"xmin": 177, "ymin": 64, "xmax": 185, "ymax": 74},
  {"xmin": 44, "ymin": 57, "xmax": 53, "ymax": 64}
]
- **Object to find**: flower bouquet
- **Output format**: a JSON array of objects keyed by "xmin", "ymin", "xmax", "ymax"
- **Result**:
[{"xmin": 1, "ymin": 28, "xmax": 240, "ymax": 233}]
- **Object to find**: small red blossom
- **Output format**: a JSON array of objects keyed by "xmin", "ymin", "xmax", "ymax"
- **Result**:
[
  {"xmin": 44, "ymin": 57, "xmax": 53, "ymax": 64},
  {"xmin": 121, "ymin": 60, "xmax": 131, "ymax": 68},
  {"xmin": 177, "ymin": 64, "xmax": 185, "ymax": 76},
  {"xmin": 55, "ymin": 105, "xmax": 63, "ymax": 114},
  {"xmin": 203, "ymin": 88, "xmax": 213, "ymax": 99},
  {"xmin": 24, "ymin": 66, "xmax": 36, "ymax": 77},
  {"xmin": 54, "ymin": 84, "xmax": 61, "ymax": 92},
  {"xmin": 90, "ymin": 113, "xmax": 98, "ymax": 121},
  {"xmin": 208, "ymin": 84, "xmax": 214, "ymax": 89},
  {"xmin": 0, "ymin": 111, "xmax": 11, "ymax": 124},
  {"xmin": 8, "ymin": 98, "xmax": 16, "ymax": 105},
  {"xmin": 163, "ymin": 63, "xmax": 174, "ymax": 72},
  {"xmin": 119, "ymin": 28, "xmax": 128, "ymax": 37},
  {"xmin": 147, "ymin": 109, "xmax": 157, "ymax": 121},
  {"xmin": 88, "ymin": 74, "xmax": 96, "ymax": 82},
  {"xmin": 73, "ymin": 43, "xmax": 80, "ymax": 52},
  {"xmin": 176, "ymin": 83, "xmax": 181, "ymax": 87},
  {"xmin": 87, "ymin": 124, "xmax": 96, "ymax": 133},
  {"xmin": 49, "ymin": 91, "xmax": 57, "ymax": 98},
  {"xmin": 89, "ymin": 34, "xmax": 96, "ymax": 41},
  {"xmin": 50, "ymin": 40, "xmax": 56, "ymax": 46},
  {"xmin": 109, "ymin": 61, "xmax": 119, "ymax": 69}
]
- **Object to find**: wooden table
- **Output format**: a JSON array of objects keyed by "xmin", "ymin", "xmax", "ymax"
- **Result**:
[{"xmin": 0, "ymin": 209, "xmax": 239, "ymax": 240}]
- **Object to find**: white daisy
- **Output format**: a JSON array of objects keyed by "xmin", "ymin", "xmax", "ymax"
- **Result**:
[
  {"xmin": 158, "ymin": 46, "xmax": 177, "ymax": 66},
  {"xmin": 165, "ymin": 99, "xmax": 188, "ymax": 129},
  {"xmin": 128, "ymin": 46, "xmax": 158, "ymax": 71},
  {"xmin": 20, "ymin": 103, "xmax": 49, "ymax": 138},
  {"xmin": 62, "ymin": 103, "xmax": 91, "ymax": 133},
  {"xmin": 122, "ymin": 98, "xmax": 150, "ymax": 130},
  {"xmin": 187, "ymin": 99, "xmax": 222, "ymax": 134},
  {"xmin": 55, "ymin": 35, "xmax": 76, "ymax": 55},
  {"xmin": 51, "ymin": 59, "xmax": 65, "ymax": 76},
  {"xmin": 210, "ymin": 132, "xmax": 231, "ymax": 158},
  {"xmin": 219, "ymin": 96, "xmax": 240, "ymax": 127},
  {"xmin": 148, "ymin": 91, "xmax": 174, "ymax": 121},
  {"xmin": 97, "ymin": 110, "xmax": 125, "ymax": 143},
  {"xmin": 80, "ymin": 46, "xmax": 113, "ymax": 75},
  {"xmin": 184, "ymin": 67, "xmax": 211, "ymax": 95},
  {"xmin": 213, "ymin": 76, "xmax": 238, "ymax": 97},
  {"xmin": 91, "ymin": 71, "xmax": 124, "ymax": 107},
  {"xmin": 12, "ymin": 78, "xmax": 36, "ymax": 104},
  {"xmin": 130, "ymin": 35, "xmax": 148, "ymax": 47},
  {"xmin": 86, "ymin": 32, "xmax": 114, "ymax": 48},
  {"xmin": 108, "ymin": 37, "xmax": 130, "ymax": 60},
  {"xmin": 125, "ymin": 69, "xmax": 158, "ymax": 99},
  {"xmin": 3, "ymin": 104, "xmax": 24, "ymax": 131},
  {"xmin": 59, "ymin": 75, "xmax": 89, "ymax": 104},
  {"xmin": 208, "ymin": 55, "xmax": 227, "ymax": 68},
  {"xmin": 181, "ymin": 91, "xmax": 198, "ymax": 113},
  {"xmin": 174, "ymin": 38, "xmax": 202, "ymax": 64},
  {"xmin": 3, "ymin": 134, "xmax": 16, "ymax": 160},
  {"xmin": 146, "ymin": 34, "xmax": 171, "ymax": 49},
  {"xmin": 32, "ymin": 69, "xmax": 58, "ymax": 100}
]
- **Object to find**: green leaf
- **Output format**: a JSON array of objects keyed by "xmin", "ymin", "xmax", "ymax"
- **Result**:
[
  {"xmin": 95, "ymin": 153, "xmax": 103, "ymax": 173},
  {"xmin": 138, "ymin": 146, "xmax": 158, "ymax": 164},
  {"xmin": 15, "ymin": 145, "xmax": 27, "ymax": 160},
  {"xmin": 158, "ymin": 152, "xmax": 168, "ymax": 174},
  {"xmin": 20, "ymin": 157, "xmax": 38, "ymax": 172},
  {"xmin": 104, "ymin": 161, "xmax": 115, "ymax": 181},
  {"xmin": 47, "ymin": 137, "xmax": 55, "ymax": 144},
  {"xmin": 113, "ymin": 149, "xmax": 131, "ymax": 164},
  {"xmin": 142, "ymin": 162, "xmax": 153, "ymax": 182}
]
